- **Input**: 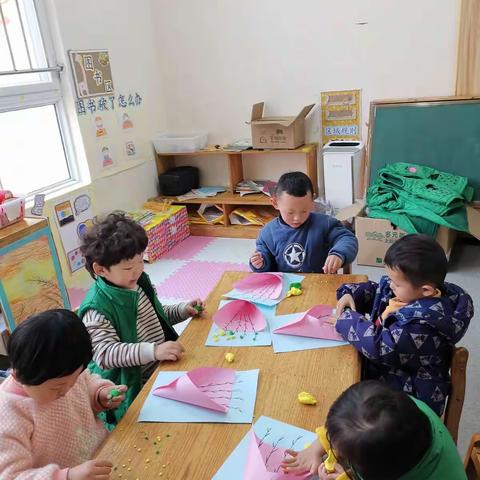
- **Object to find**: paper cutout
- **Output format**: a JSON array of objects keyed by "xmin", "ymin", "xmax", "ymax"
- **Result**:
[
  {"xmin": 31, "ymin": 194, "xmax": 45, "ymax": 216},
  {"xmin": 273, "ymin": 305, "xmax": 343, "ymax": 341},
  {"xmin": 234, "ymin": 273, "xmax": 283, "ymax": 300},
  {"xmin": 139, "ymin": 369, "xmax": 259, "ymax": 424},
  {"xmin": 153, "ymin": 367, "xmax": 235, "ymax": 412},
  {"xmin": 226, "ymin": 273, "xmax": 304, "ymax": 307},
  {"xmin": 213, "ymin": 300, "xmax": 267, "ymax": 333},
  {"xmin": 245, "ymin": 430, "xmax": 311, "ymax": 479},
  {"xmin": 206, "ymin": 300, "xmax": 274, "ymax": 347},
  {"xmin": 54, "ymin": 200, "xmax": 75, "ymax": 227},
  {"xmin": 213, "ymin": 416, "xmax": 317, "ymax": 480}
]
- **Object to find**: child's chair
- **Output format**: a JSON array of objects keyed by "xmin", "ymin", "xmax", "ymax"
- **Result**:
[
  {"xmin": 465, "ymin": 433, "xmax": 480, "ymax": 479},
  {"xmin": 444, "ymin": 346, "xmax": 469, "ymax": 444}
]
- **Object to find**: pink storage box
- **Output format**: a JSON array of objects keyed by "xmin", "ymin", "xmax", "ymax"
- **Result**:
[{"xmin": 0, "ymin": 196, "xmax": 25, "ymax": 229}]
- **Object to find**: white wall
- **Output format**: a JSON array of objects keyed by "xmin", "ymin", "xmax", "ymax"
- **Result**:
[
  {"xmin": 43, "ymin": 0, "xmax": 167, "ymax": 288},
  {"xmin": 151, "ymin": 0, "xmax": 459, "ymax": 185}
]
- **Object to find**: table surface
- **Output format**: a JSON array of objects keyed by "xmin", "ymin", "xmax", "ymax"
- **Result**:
[{"xmin": 94, "ymin": 271, "xmax": 367, "ymax": 479}]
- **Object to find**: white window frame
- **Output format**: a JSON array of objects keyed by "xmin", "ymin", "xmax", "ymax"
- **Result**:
[{"xmin": 0, "ymin": 0, "xmax": 82, "ymax": 198}]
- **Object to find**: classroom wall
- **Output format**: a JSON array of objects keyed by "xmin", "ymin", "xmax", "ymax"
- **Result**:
[
  {"xmin": 41, "ymin": 0, "xmax": 166, "ymax": 289},
  {"xmin": 151, "ymin": 0, "xmax": 460, "ymax": 188}
]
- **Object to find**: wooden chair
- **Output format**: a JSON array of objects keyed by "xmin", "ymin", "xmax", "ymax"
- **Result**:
[
  {"xmin": 465, "ymin": 433, "xmax": 480, "ymax": 479},
  {"xmin": 444, "ymin": 346, "xmax": 469, "ymax": 444}
]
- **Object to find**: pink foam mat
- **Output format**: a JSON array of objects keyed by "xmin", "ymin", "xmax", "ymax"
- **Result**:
[{"xmin": 161, "ymin": 236, "xmax": 215, "ymax": 260}]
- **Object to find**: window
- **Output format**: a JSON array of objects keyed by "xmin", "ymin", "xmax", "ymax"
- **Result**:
[{"xmin": 0, "ymin": 0, "xmax": 79, "ymax": 197}]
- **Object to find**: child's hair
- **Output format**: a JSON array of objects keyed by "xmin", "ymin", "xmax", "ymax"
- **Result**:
[
  {"xmin": 80, "ymin": 212, "xmax": 148, "ymax": 278},
  {"xmin": 275, "ymin": 171, "xmax": 314, "ymax": 197},
  {"xmin": 7, "ymin": 309, "xmax": 93, "ymax": 386},
  {"xmin": 384, "ymin": 233, "xmax": 447, "ymax": 288},
  {"xmin": 326, "ymin": 381, "xmax": 431, "ymax": 480}
]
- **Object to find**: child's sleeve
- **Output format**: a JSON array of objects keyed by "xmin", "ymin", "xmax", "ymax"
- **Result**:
[
  {"xmin": 335, "ymin": 309, "xmax": 402, "ymax": 367},
  {"xmin": 336, "ymin": 281, "xmax": 378, "ymax": 315},
  {"xmin": 0, "ymin": 402, "xmax": 69, "ymax": 480},
  {"xmin": 83, "ymin": 371, "xmax": 114, "ymax": 414},
  {"xmin": 163, "ymin": 303, "xmax": 190, "ymax": 325},
  {"xmin": 326, "ymin": 218, "xmax": 358, "ymax": 265},
  {"xmin": 83, "ymin": 310, "xmax": 156, "ymax": 369},
  {"xmin": 250, "ymin": 227, "xmax": 277, "ymax": 272}
]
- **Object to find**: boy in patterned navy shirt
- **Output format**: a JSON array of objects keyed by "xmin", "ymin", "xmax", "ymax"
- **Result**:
[{"xmin": 334, "ymin": 234, "xmax": 473, "ymax": 415}]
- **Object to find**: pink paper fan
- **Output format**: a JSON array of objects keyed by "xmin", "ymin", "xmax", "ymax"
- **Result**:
[
  {"xmin": 244, "ymin": 430, "xmax": 311, "ymax": 479},
  {"xmin": 153, "ymin": 367, "xmax": 235, "ymax": 412},
  {"xmin": 234, "ymin": 272, "xmax": 283, "ymax": 300},
  {"xmin": 213, "ymin": 300, "xmax": 266, "ymax": 333},
  {"xmin": 273, "ymin": 305, "xmax": 342, "ymax": 341}
]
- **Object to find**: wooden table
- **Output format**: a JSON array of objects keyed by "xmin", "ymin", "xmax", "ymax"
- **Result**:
[{"xmin": 94, "ymin": 272, "xmax": 367, "ymax": 479}]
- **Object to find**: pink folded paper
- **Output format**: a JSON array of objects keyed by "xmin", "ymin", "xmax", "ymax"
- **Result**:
[
  {"xmin": 273, "ymin": 305, "xmax": 343, "ymax": 341},
  {"xmin": 153, "ymin": 367, "xmax": 235, "ymax": 412},
  {"xmin": 234, "ymin": 272, "xmax": 283, "ymax": 300},
  {"xmin": 213, "ymin": 299, "xmax": 267, "ymax": 332},
  {"xmin": 244, "ymin": 430, "xmax": 311, "ymax": 479}
]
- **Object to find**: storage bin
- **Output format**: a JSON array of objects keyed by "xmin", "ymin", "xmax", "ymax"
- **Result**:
[
  {"xmin": 153, "ymin": 132, "xmax": 208, "ymax": 153},
  {"xmin": 0, "ymin": 195, "xmax": 25, "ymax": 229}
]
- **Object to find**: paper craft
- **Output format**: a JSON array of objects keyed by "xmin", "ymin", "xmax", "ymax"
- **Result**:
[
  {"xmin": 213, "ymin": 416, "xmax": 318, "ymax": 480},
  {"xmin": 206, "ymin": 300, "xmax": 275, "ymax": 347},
  {"xmin": 226, "ymin": 273, "xmax": 304, "ymax": 307},
  {"xmin": 234, "ymin": 273, "xmax": 283, "ymax": 300},
  {"xmin": 139, "ymin": 369, "xmax": 259, "ymax": 424},
  {"xmin": 213, "ymin": 300, "xmax": 267, "ymax": 333},
  {"xmin": 269, "ymin": 311, "xmax": 348, "ymax": 354},
  {"xmin": 153, "ymin": 367, "xmax": 235, "ymax": 413},
  {"xmin": 273, "ymin": 305, "xmax": 343, "ymax": 341}
]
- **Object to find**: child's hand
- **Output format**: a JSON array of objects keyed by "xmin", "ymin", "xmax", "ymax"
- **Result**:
[
  {"xmin": 323, "ymin": 254, "xmax": 343, "ymax": 274},
  {"xmin": 250, "ymin": 251, "xmax": 264, "ymax": 269},
  {"xmin": 281, "ymin": 441, "xmax": 324, "ymax": 474},
  {"xmin": 67, "ymin": 459, "xmax": 113, "ymax": 480},
  {"xmin": 318, "ymin": 461, "xmax": 345, "ymax": 480},
  {"xmin": 185, "ymin": 299, "xmax": 206, "ymax": 317},
  {"xmin": 335, "ymin": 294, "xmax": 356, "ymax": 318},
  {"xmin": 99, "ymin": 384, "xmax": 128, "ymax": 410},
  {"xmin": 154, "ymin": 341, "xmax": 185, "ymax": 362}
]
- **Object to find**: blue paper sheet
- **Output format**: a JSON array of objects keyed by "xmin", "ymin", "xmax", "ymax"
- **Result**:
[
  {"xmin": 268, "ymin": 312, "xmax": 348, "ymax": 353},
  {"xmin": 205, "ymin": 300, "xmax": 275, "ymax": 347},
  {"xmin": 213, "ymin": 415, "xmax": 319, "ymax": 479},
  {"xmin": 138, "ymin": 369, "xmax": 259, "ymax": 424},
  {"xmin": 224, "ymin": 273, "xmax": 305, "ymax": 306}
]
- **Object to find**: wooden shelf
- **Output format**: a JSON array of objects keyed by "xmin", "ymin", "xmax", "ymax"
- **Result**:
[
  {"xmin": 153, "ymin": 144, "xmax": 318, "ymax": 238},
  {"xmin": 189, "ymin": 223, "xmax": 262, "ymax": 239},
  {"xmin": 152, "ymin": 191, "xmax": 272, "ymax": 206}
]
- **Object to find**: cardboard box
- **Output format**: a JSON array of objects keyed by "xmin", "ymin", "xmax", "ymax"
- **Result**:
[
  {"xmin": 336, "ymin": 201, "xmax": 480, "ymax": 267},
  {"xmin": 250, "ymin": 102, "xmax": 314, "ymax": 149},
  {"xmin": 130, "ymin": 204, "xmax": 190, "ymax": 262}
]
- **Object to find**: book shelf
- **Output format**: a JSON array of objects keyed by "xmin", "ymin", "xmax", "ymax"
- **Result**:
[{"xmin": 151, "ymin": 144, "xmax": 318, "ymax": 238}]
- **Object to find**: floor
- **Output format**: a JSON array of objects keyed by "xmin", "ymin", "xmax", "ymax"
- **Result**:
[{"xmin": 67, "ymin": 235, "xmax": 480, "ymax": 455}]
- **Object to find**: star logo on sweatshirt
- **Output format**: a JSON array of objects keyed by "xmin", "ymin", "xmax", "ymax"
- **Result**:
[{"xmin": 283, "ymin": 243, "xmax": 305, "ymax": 267}]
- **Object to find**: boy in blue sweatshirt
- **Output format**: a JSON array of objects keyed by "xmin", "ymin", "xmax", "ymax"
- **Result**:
[{"xmin": 249, "ymin": 172, "xmax": 358, "ymax": 273}]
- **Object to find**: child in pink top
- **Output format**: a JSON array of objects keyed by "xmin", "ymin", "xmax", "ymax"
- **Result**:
[{"xmin": 0, "ymin": 309, "xmax": 127, "ymax": 480}]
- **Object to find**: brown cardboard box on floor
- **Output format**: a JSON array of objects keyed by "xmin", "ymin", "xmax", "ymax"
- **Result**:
[
  {"xmin": 250, "ymin": 102, "xmax": 314, "ymax": 149},
  {"xmin": 336, "ymin": 200, "xmax": 480, "ymax": 267}
]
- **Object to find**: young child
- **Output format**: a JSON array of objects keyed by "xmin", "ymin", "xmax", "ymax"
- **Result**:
[
  {"xmin": 0, "ymin": 309, "xmax": 125, "ymax": 480},
  {"xmin": 282, "ymin": 380, "xmax": 467, "ymax": 479},
  {"xmin": 79, "ymin": 212, "xmax": 205, "ymax": 426},
  {"xmin": 249, "ymin": 172, "xmax": 358, "ymax": 273},
  {"xmin": 334, "ymin": 234, "xmax": 473, "ymax": 415}
]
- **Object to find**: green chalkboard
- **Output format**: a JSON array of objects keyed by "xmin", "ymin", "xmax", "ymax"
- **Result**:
[{"xmin": 369, "ymin": 99, "xmax": 480, "ymax": 199}]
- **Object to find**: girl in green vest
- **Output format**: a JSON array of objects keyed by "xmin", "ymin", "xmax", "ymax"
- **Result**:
[{"xmin": 282, "ymin": 380, "xmax": 466, "ymax": 480}]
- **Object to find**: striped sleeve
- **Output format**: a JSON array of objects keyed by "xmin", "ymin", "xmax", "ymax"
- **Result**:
[
  {"xmin": 163, "ymin": 302, "xmax": 190, "ymax": 325},
  {"xmin": 82, "ymin": 309, "xmax": 155, "ymax": 369}
]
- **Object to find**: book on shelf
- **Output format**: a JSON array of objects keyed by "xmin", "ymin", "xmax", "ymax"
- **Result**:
[{"xmin": 235, "ymin": 179, "xmax": 277, "ymax": 197}]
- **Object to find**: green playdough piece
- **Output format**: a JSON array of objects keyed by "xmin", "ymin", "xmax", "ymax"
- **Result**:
[
  {"xmin": 110, "ymin": 388, "xmax": 120, "ymax": 398},
  {"xmin": 228, "ymin": 330, "xmax": 234, "ymax": 336},
  {"xmin": 194, "ymin": 304, "xmax": 203, "ymax": 313},
  {"xmin": 289, "ymin": 282, "xmax": 302, "ymax": 290}
]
